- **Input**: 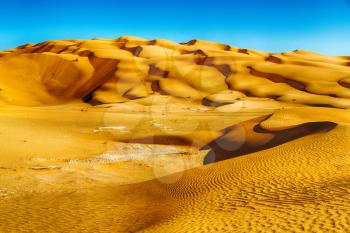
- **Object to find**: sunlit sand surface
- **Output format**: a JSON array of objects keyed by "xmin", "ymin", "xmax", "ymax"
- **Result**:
[{"xmin": 1, "ymin": 37, "xmax": 350, "ymax": 232}]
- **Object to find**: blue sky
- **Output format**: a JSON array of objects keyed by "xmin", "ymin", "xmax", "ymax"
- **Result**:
[{"xmin": 0, "ymin": 0, "xmax": 350, "ymax": 55}]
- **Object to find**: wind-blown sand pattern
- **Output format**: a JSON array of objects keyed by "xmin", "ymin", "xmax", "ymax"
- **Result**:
[{"xmin": 1, "ymin": 36, "xmax": 350, "ymax": 232}]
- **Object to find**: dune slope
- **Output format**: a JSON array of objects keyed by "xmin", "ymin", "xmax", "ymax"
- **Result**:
[
  {"xmin": 0, "ymin": 36, "xmax": 350, "ymax": 108},
  {"xmin": 1, "ymin": 37, "xmax": 350, "ymax": 232},
  {"xmin": 1, "ymin": 108, "xmax": 350, "ymax": 232}
]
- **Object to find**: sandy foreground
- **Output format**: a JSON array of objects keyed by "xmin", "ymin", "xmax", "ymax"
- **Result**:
[{"xmin": 1, "ymin": 37, "xmax": 350, "ymax": 232}]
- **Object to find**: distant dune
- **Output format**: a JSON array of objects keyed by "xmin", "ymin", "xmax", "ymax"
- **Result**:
[
  {"xmin": 1, "ymin": 36, "xmax": 350, "ymax": 108},
  {"xmin": 1, "ymin": 37, "xmax": 350, "ymax": 232}
]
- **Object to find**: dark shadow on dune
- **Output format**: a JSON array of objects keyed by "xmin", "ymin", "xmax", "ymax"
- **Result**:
[
  {"xmin": 74, "ymin": 51, "xmax": 120, "ymax": 105},
  {"xmin": 339, "ymin": 80, "xmax": 350, "ymax": 89},
  {"xmin": 180, "ymin": 39, "xmax": 197, "ymax": 45},
  {"xmin": 121, "ymin": 135, "xmax": 192, "ymax": 145},
  {"xmin": 248, "ymin": 67, "xmax": 306, "ymax": 91},
  {"xmin": 31, "ymin": 42, "xmax": 55, "ymax": 53},
  {"xmin": 195, "ymin": 57, "xmax": 233, "ymax": 77},
  {"xmin": 149, "ymin": 64, "xmax": 169, "ymax": 77},
  {"xmin": 147, "ymin": 40, "xmax": 157, "ymax": 45},
  {"xmin": 266, "ymin": 55, "xmax": 282, "ymax": 64},
  {"xmin": 120, "ymin": 45, "xmax": 143, "ymax": 56},
  {"xmin": 181, "ymin": 49, "xmax": 207, "ymax": 56},
  {"xmin": 309, "ymin": 104, "xmax": 338, "ymax": 108},
  {"xmin": 203, "ymin": 120, "xmax": 337, "ymax": 164},
  {"xmin": 238, "ymin": 48, "xmax": 249, "ymax": 54},
  {"xmin": 201, "ymin": 97, "xmax": 234, "ymax": 107}
]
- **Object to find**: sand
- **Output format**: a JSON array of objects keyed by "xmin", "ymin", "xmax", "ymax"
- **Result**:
[{"xmin": 0, "ymin": 37, "xmax": 350, "ymax": 232}]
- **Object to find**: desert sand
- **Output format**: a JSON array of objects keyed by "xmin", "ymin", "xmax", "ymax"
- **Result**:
[{"xmin": 1, "ymin": 36, "xmax": 350, "ymax": 232}]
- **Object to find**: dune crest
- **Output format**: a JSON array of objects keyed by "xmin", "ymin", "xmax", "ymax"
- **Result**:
[
  {"xmin": 203, "ymin": 115, "xmax": 337, "ymax": 163},
  {"xmin": 1, "ymin": 36, "xmax": 350, "ymax": 108}
]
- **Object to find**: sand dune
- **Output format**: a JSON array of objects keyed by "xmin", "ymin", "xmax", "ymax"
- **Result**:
[
  {"xmin": 1, "ymin": 108, "xmax": 350, "ymax": 232},
  {"xmin": 1, "ymin": 36, "xmax": 350, "ymax": 108},
  {"xmin": 1, "ymin": 37, "xmax": 350, "ymax": 232}
]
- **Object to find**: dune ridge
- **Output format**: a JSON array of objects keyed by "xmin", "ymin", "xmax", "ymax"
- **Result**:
[
  {"xmin": 1, "ymin": 36, "xmax": 350, "ymax": 108},
  {"xmin": 203, "ymin": 115, "xmax": 337, "ymax": 164}
]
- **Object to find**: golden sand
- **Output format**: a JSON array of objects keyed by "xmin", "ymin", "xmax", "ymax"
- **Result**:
[{"xmin": 1, "ymin": 37, "xmax": 350, "ymax": 232}]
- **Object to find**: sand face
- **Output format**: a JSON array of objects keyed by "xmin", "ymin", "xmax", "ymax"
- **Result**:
[
  {"xmin": 1, "ymin": 37, "xmax": 350, "ymax": 232},
  {"xmin": 1, "ymin": 36, "xmax": 350, "ymax": 108}
]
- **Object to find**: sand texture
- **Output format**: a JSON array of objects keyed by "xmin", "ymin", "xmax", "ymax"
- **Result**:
[{"xmin": 1, "ymin": 37, "xmax": 350, "ymax": 232}]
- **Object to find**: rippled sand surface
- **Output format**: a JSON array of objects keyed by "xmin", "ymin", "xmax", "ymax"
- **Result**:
[{"xmin": 1, "ymin": 37, "xmax": 350, "ymax": 232}]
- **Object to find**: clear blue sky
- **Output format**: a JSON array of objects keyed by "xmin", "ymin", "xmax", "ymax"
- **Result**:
[{"xmin": 1, "ymin": 0, "xmax": 350, "ymax": 55}]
